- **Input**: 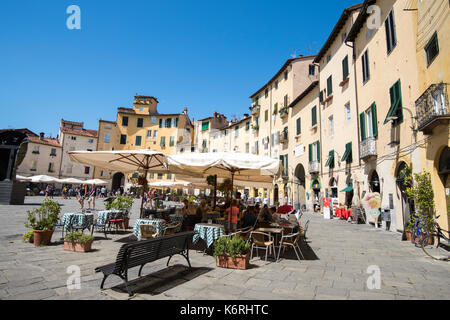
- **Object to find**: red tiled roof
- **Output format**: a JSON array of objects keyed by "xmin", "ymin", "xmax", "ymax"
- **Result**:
[
  {"xmin": 61, "ymin": 128, "xmax": 98, "ymax": 138},
  {"xmin": 28, "ymin": 136, "xmax": 62, "ymax": 148}
]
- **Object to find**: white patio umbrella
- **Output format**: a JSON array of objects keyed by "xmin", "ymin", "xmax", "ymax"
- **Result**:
[
  {"xmin": 148, "ymin": 181, "xmax": 192, "ymax": 188},
  {"xmin": 28, "ymin": 175, "xmax": 62, "ymax": 184},
  {"xmin": 168, "ymin": 152, "xmax": 282, "ymax": 212},
  {"xmin": 16, "ymin": 175, "xmax": 32, "ymax": 182},
  {"xmin": 69, "ymin": 150, "xmax": 169, "ymax": 218},
  {"xmin": 59, "ymin": 178, "xmax": 86, "ymax": 185},
  {"xmin": 84, "ymin": 179, "xmax": 108, "ymax": 186}
]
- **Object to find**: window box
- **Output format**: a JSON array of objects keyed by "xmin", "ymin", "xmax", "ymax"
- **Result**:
[
  {"xmin": 279, "ymin": 107, "xmax": 289, "ymax": 118},
  {"xmin": 339, "ymin": 77, "xmax": 350, "ymax": 87}
]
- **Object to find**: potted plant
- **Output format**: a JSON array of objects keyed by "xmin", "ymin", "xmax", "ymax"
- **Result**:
[
  {"xmin": 25, "ymin": 199, "xmax": 60, "ymax": 246},
  {"xmin": 64, "ymin": 232, "xmax": 94, "ymax": 252},
  {"xmin": 214, "ymin": 236, "xmax": 251, "ymax": 270},
  {"xmin": 22, "ymin": 230, "xmax": 34, "ymax": 243},
  {"xmin": 108, "ymin": 195, "xmax": 134, "ymax": 229}
]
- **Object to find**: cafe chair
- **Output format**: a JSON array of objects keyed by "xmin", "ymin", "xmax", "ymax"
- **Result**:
[
  {"xmin": 249, "ymin": 231, "xmax": 275, "ymax": 262},
  {"xmin": 237, "ymin": 226, "xmax": 253, "ymax": 241},
  {"xmin": 108, "ymin": 211, "xmax": 125, "ymax": 233},
  {"xmin": 163, "ymin": 222, "xmax": 181, "ymax": 236},
  {"xmin": 140, "ymin": 224, "xmax": 158, "ymax": 240},
  {"xmin": 276, "ymin": 232, "xmax": 304, "ymax": 262},
  {"xmin": 222, "ymin": 231, "xmax": 242, "ymax": 239}
]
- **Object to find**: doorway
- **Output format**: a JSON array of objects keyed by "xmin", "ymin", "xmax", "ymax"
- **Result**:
[{"xmin": 112, "ymin": 172, "xmax": 125, "ymax": 193}]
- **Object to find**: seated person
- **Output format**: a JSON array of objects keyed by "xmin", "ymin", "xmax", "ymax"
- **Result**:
[
  {"xmin": 258, "ymin": 205, "xmax": 273, "ymax": 224},
  {"xmin": 242, "ymin": 206, "xmax": 257, "ymax": 228},
  {"xmin": 196, "ymin": 200, "xmax": 210, "ymax": 223},
  {"xmin": 180, "ymin": 199, "xmax": 189, "ymax": 217}
]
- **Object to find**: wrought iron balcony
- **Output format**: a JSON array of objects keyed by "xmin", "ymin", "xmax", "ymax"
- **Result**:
[
  {"xmin": 360, "ymin": 137, "xmax": 377, "ymax": 160},
  {"xmin": 309, "ymin": 161, "xmax": 320, "ymax": 174},
  {"xmin": 415, "ymin": 83, "xmax": 449, "ymax": 134},
  {"xmin": 251, "ymin": 105, "xmax": 261, "ymax": 115}
]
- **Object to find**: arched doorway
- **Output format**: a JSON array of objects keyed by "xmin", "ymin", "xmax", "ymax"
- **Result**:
[
  {"xmin": 112, "ymin": 172, "xmax": 125, "ymax": 193},
  {"xmin": 369, "ymin": 170, "xmax": 380, "ymax": 193},
  {"xmin": 274, "ymin": 184, "xmax": 279, "ymax": 204},
  {"xmin": 294, "ymin": 164, "xmax": 306, "ymax": 210},
  {"xmin": 396, "ymin": 162, "xmax": 414, "ymax": 230},
  {"xmin": 311, "ymin": 177, "xmax": 321, "ymax": 212}
]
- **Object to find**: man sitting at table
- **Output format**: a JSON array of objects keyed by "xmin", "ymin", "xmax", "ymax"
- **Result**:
[{"xmin": 242, "ymin": 206, "xmax": 257, "ymax": 229}]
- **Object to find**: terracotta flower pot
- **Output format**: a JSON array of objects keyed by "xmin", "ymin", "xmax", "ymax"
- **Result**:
[
  {"xmin": 216, "ymin": 254, "xmax": 250, "ymax": 270},
  {"xmin": 33, "ymin": 229, "xmax": 54, "ymax": 246},
  {"xmin": 64, "ymin": 240, "xmax": 93, "ymax": 252},
  {"xmin": 405, "ymin": 230, "xmax": 412, "ymax": 241}
]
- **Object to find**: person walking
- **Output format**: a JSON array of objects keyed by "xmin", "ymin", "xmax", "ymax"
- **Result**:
[
  {"xmin": 87, "ymin": 184, "xmax": 97, "ymax": 210},
  {"xmin": 78, "ymin": 184, "xmax": 87, "ymax": 210}
]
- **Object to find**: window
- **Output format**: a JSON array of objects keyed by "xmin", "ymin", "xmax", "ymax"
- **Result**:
[
  {"xmin": 160, "ymin": 136, "xmax": 166, "ymax": 147},
  {"xmin": 88, "ymin": 139, "xmax": 94, "ymax": 143},
  {"xmin": 329, "ymin": 116, "xmax": 334, "ymax": 136},
  {"xmin": 151, "ymin": 117, "xmax": 157, "ymax": 124},
  {"xmin": 284, "ymin": 95, "xmax": 289, "ymax": 107},
  {"xmin": 265, "ymin": 88, "xmax": 269, "ymax": 98},
  {"xmin": 296, "ymin": 118, "xmax": 301, "ymax": 135},
  {"xmin": 213, "ymin": 149, "xmax": 218, "ymax": 153},
  {"xmin": 135, "ymin": 136, "xmax": 142, "ymax": 146},
  {"xmin": 150, "ymin": 173, "xmax": 155, "ymax": 179},
  {"xmin": 120, "ymin": 134, "xmax": 127, "ymax": 145},
  {"xmin": 169, "ymin": 136, "xmax": 175, "ymax": 147},
  {"xmin": 122, "ymin": 116, "xmax": 129, "ymax": 126},
  {"xmin": 309, "ymin": 65, "xmax": 315, "ymax": 76},
  {"xmin": 342, "ymin": 56, "xmax": 349, "ymax": 80},
  {"xmin": 159, "ymin": 119, "xmax": 163, "ymax": 128},
  {"xmin": 71, "ymin": 136, "xmax": 76, "ymax": 141},
  {"xmin": 284, "ymin": 71, "xmax": 288, "ymax": 81},
  {"xmin": 309, "ymin": 141, "xmax": 320, "ymax": 162},
  {"xmin": 67, "ymin": 165, "xmax": 73, "ymax": 174},
  {"xmin": 202, "ymin": 139, "xmax": 207, "ymax": 149},
  {"xmin": 87, "ymin": 149, "xmax": 93, "ymax": 152},
  {"xmin": 202, "ymin": 121, "xmax": 210, "ymax": 131},
  {"xmin": 362, "ymin": 50, "xmax": 370, "ymax": 83},
  {"xmin": 360, "ymin": 102, "xmax": 378, "ymax": 140},
  {"xmin": 105, "ymin": 124, "xmax": 112, "ymax": 129},
  {"xmin": 146, "ymin": 130, "xmax": 152, "ymax": 139},
  {"xmin": 327, "ymin": 54, "xmax": 332, "ymax": 63},
  {"xmin": 254, "ymin": 141, "xmax": 259, "ymax": 154},
  {"xmin": 32, "ymin": 146, "xmax": 40, "ymax": 154},
  {"xmin": 319, "ymin": 90, "xmax": 324, "ymax": 103},
  {"xmin": 265, "ymin": 110, "xmax": 268, "ymax": 122},
  {"xmin": 280, "ymin": 155, "xmax": 288, "ymax": 176},
  {"xmin": 137, "ymin": 118, "xmax": 143, "ymax": 128},
  {"xmin": 174, "ymin": 117, "xmax": 179, "ymax": 127},
  {"xmin": 165, "ymin": 118, "xmax": 172, "ymax": 128},
  {"xmin": 385, "ymin": 9, "xmax": 397, "ymax": 54},
  {"xmin": 345, "ymin": 104, "xmax": 351, "ymax": 123},
  {"xmin": 100, "ymin": 170, "xmax": 105, "ymax": 177},
  {"xmin": 246, "ymin": 143, "xmax": 250, "ymax": 153},
  {"xmin": 425, "ymin": 32, "xmax": 439, "ymax": 66},
  {"xmin": 235, "ymin": 126, "xmax": 239, "ymax": 138},
  {"xmin": 158, "ymin": 173, "xmax": 163, "ymax": 180},
  {"xmin": 273, "ymin": 103, "xmax": 278, "ymax": 115},
  {"xmin": 274, "ymin": 81, "xmax": 278, "ymax": 90},
  {"xmin": 84, "ymin": 166, "xmax": 90, "ymax": 174},
  {"xmin": 31, "ymin": 160, "xmax": 37, "ymax": 171},
  {"xmin": 153, "ymin": 130, "xmax": 158, "ymax": 139},
  {"xmin": 311, "ymin": 106, "xmax": 317, "ymax": 126},
  {"xmin": 48, "ymin": 163, "xmax": 54, "ymax": 173},
  {"xmin": 384, "ymin": 80, "xmax": 403, "ymax": 125},
  {"xmin": 327, "ymin": 75, "xmax": 333, "ymax": 96},
  {"xmin": 139, "ymin": 107, "xmax": 144, "ymax": 112},
  {"xmin": 167, "ymin": 173, "xmax": 172, "ymax": 180},
  {"xmin": 245, "ymin": 122, "xmax": 250, "ymax": 131},
  {"xmin": 225, "ymin": 129, "xmax": 228, "ymax": 136},
  {"xmin": 104, "ymin": 133, "xmax": 110, "ymax": 143}
]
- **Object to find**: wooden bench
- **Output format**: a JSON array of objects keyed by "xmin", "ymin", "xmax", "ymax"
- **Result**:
[{"xmin": 95, "ymin": 231, "xmax": 195, "ymax": 296}]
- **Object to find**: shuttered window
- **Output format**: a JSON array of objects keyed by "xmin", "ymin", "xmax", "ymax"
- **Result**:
[
  {"xmin": 327, "ymin": 76, "xmax": 333, "ymax": 96},
  {"xmin": 296, "ymin": 118, "xmax": 301, "ymax": 135},
  {"xmin": 342, "ymin": 56, "xmax": 349, "ymax": 80},
  {"xmin": 425, "ymin": 32, "xmax": 439, "ymax": 66},
  {"xmin": 362, "ymin": 50, "xmax": 370, "ymax": 83},
  {"xmin": 384, "ymin": 79, "xmax": 403, "ymax": 125},
  {"xmin": 312, "ymin": 106, "xmax": 317, "ymax": 126},
  {"xmin": 385, "ymin": 9, "xmax": 397, "ymax": 54},
  {"xmin": 135, "ymin": 136, "xmax": 142, "ymax": 146}
]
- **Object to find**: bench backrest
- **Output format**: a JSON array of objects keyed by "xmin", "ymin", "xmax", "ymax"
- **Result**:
[{"xmin": 112, "ymin": 231, "xmax": 195, "ymax": 274}]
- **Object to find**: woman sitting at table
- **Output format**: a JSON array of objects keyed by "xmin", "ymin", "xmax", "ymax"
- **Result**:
[
  {"xmin": 180, "ymin": 199, "xmax": 189, "ymax": 217},
  {"xmin": 182, "ymin": 201, "xmax": 197, "ymax": 231},
  {"xmin": 257, "ymin": 204, "xmax": 273, "ymax": 227}
]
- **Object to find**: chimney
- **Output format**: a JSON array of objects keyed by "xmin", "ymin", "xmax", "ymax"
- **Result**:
[
  {"xmin": 183, "ymin": 107, "xmax": 188, "ymax": 114},
  {"xmin": 213, "ymin": 111, "xmax": 217, "ymax": 118},
  {"xmin": 39, "ymin": 132, "xmax": 45, "ymax": 140}
]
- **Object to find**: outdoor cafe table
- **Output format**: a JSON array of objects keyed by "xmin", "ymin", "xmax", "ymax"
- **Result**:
[
  {"xmin": 193, "ymin": 223, "xmax": 225, "ymax": 248},
  {"xmin": 96, "ymin": 210, "xmax": 121, "ymax": 225},
  {"xmin": 62, "ymin": 213, "xmax": 94, "ymax": 232},
  {"xmin": 134, "ymin": 218, "xmax": 167, "ymax": 239},
  {"xmin": 255, "ymin": 227, "xmax": 284, "ymax": 249}
]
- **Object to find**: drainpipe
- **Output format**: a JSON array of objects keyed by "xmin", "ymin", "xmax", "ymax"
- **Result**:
[{"xmin": 58, "ymin": 129, "xmax": 65, "ymax": 179}]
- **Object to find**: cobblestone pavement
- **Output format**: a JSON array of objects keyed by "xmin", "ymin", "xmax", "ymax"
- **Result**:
[{"xmin": 0, "ymin": 197, "xmax": 449, "ymax": 300}]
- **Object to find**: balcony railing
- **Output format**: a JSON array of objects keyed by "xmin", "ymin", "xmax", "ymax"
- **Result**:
[
  {"xmin": 360, "ymin": 137, "xmax": 377, "ymax": 160},
  {"xmin": 251, "ymin": 105, "xmax": 261, "ymax": 115},
  {"xmin": 416, "ymin": 83, "xmax": 449, "ymax": 134},
  {"xmin": 280, "ymin": 130, "xmax": 288, "ymax": 143},
  {"xmin": 309, "ymin": 161, "xmax": 320, "ymax": 174}
]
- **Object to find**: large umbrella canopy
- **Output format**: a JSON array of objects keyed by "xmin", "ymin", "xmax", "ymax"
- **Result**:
[
  {"xmin": 59, "ymin": 178, "xmax": 86, "ymax": 185},
  {"xmin": 69, "ymin": 149, "xmax": 169, "ymax": 218},
  {"xmin": 16, "ymin": 175, "xmax": 32, "ymax": 182},
  {"xmin": 68, "ymin": 150, "xmax": 168, "ymax": 174},
  {"xmin": 28, "ymin": 175, "xmax": 62, "ymax": 184},
  {"xmin": 85, "ymin": 179, "xmax": 108, "ymax": 186},
  {"xmin": 167, "ymin": 152, "xmax": 282, "ymax": 182}
]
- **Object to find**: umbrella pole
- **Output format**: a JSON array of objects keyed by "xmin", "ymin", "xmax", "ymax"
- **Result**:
[
  {"xmin": 230, "ymin": 172, "xmax": 234, "ymax": 234},
  {"xmin": 140, "ymin": 169, "xmax": 148, "ymax": 219},
  {"xmin": 213, "ymin": 175, "xmax": 217, "ymax": 211}
]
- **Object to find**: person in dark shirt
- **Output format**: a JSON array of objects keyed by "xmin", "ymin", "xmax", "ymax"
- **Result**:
[{"xmin": 242, "ymin": 206, "xmax": 257, "ymax": 228}]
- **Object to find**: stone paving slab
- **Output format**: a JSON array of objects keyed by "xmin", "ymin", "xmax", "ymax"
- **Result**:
[{"xmin": 0, "ymin": 196, "xmax": 449, "ymax": 300}]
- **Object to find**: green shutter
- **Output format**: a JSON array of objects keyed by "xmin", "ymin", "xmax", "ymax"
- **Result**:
[
  {"xmin": 316, "ymin": 141, "xmax": 320, "ymax": 162},
  {"xmin": 159, "ymin": 119, "xmax": 163, "ymax": 128},
  {"xmin": 327, "ymin": 76, "xmax": 333, "ymax": 96},
  {"xmin": 175, "ymin": 117, "xmax": 179, "ymax": 127},
  {"xmin": 371, "ymin": 103, "xmax": 378, "ymax": 137},
  {"xmin": 274, "ymin": 103, "xmax": 278, "ymax": 115},
  {"xmin": 384, "ymin": 79, "xmax": 403, "ymax": 125},
  {"xmin": 312, "ymin": 106, "xmax": 317, "ymax": 126},
  {"xmin": 325, "ymin": 150, "xmax": 335, "ymax": 168},
  {"xmin": 319, "ymin": 91, "xmax": 324, "ymax": 102},
  {"xmin": 309, "ymin": 144, "xmax": 312, "ymax": 163},
  {"xmin": 265, "ymin": 110, "xmax": 268, "ymax": 122},
  {"xmin": 342, "ymin": 56, "xmax": 349, "ymax": 80},
  {"xmin": 360, "ymin": 112, "xmax": 366, "ymax": 141},
  {"xmin": 341, "ymin": 142, "xmax": 352, "ymax": 163},
  {"xmin": 296, "ymin": 118, "xmax": 301, "ymax": 135}
]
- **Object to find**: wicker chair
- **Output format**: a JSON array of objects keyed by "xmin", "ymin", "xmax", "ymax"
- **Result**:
[
  {"xmin": 140, "ymin": 224, "xmax": 158, "ymax": 240},
  {"xmin": 237, "ymin": 226, "xmax": 253, "ymax": 241},
  {"xmin": 249, "ymin": 231, "xmax": 275, "ymax": 262},
  {"xmin": 276, "ymin": 232, "xmax": 304, "ymax": 262}
]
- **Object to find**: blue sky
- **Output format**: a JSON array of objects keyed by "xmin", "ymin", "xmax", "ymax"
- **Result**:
[{"xmin": 0, "ymin": 0, "xmax": 359, "ymax": 137}]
